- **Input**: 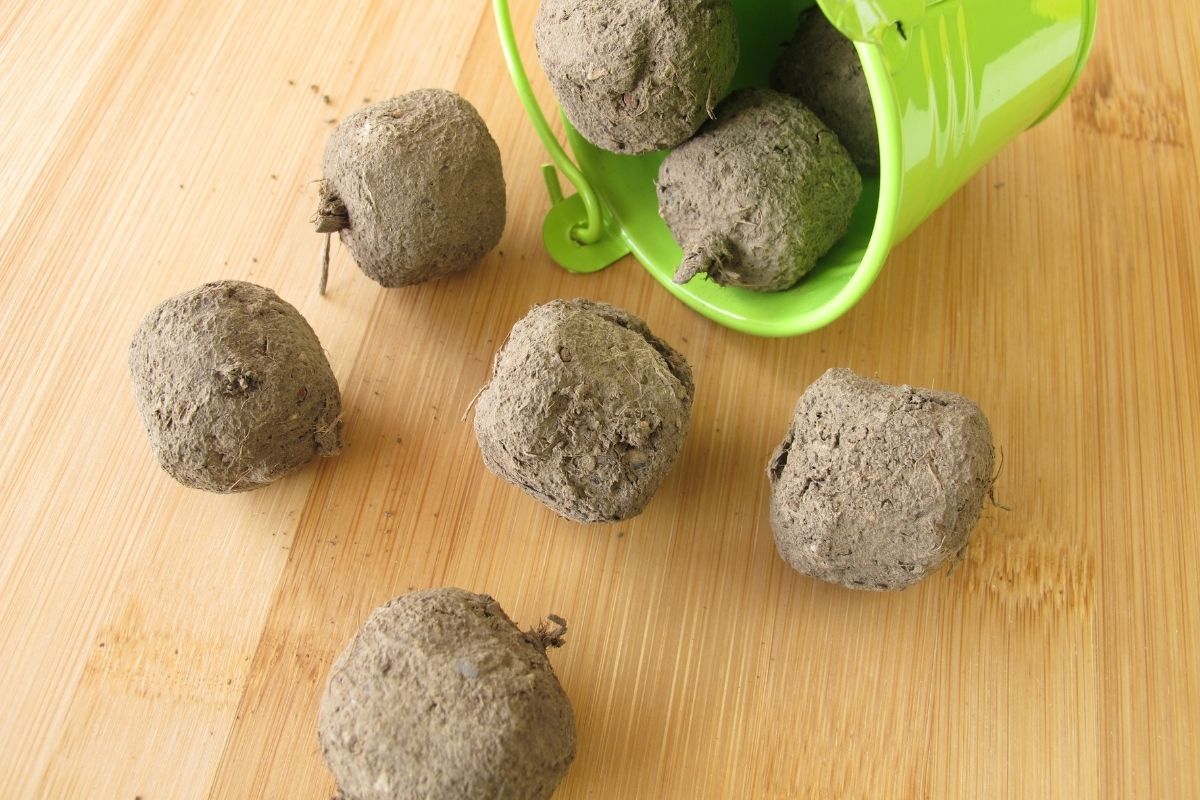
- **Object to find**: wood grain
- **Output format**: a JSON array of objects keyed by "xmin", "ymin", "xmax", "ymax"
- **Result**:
[{"xmin": 1, "ymin": 2, "xmax": 1196, "ymax": 797}]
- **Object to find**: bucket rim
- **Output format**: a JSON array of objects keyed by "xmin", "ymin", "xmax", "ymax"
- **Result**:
[{"xmin": 1032, "ymin": 0, "xmax": 1098, "ymax": 126}]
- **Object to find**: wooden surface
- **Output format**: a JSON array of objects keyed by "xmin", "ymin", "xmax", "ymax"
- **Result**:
[{"xmin": 1, "ymin": 2, "xmax": 1197, "ymax": 797}]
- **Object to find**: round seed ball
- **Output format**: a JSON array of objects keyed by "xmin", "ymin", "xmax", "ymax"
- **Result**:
[
  {"xmin": 771, "ymin": 9, "xmax": 879, "ymax": 174},
  {"xmin": 319, "ymin": 588, "xmax": 576, "ymax": 800},
  {"xmin": 657, "ymin": 88, "xmax": 862, "ymax": 292},
  {"xmin": 474, "ymin": 299, "xmax": 694, "ymax": 523},
  {"xmin": 768, "ymin": 369, "xmax": 994, "ymax": 590},
  {"xmin": 128, "ymin": 280, "xmax": 342, "ymax": 493},
  {"xmin": 316, "ymin": 89, "xmax": 506, "ymax": 287},
  {"xmin": 534, "ymin": 0, "xmax": 740, "ymax": 154}
]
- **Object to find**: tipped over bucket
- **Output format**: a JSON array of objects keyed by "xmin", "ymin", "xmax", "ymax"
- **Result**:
[{"xmin": 495, "ymin": 0, "xmax": 1097, "ymax": 337}]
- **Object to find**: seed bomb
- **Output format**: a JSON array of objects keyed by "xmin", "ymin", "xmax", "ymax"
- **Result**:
[
  {"xmin": 768, "ymin": 369, "xmax": 995, "ymax": 590},
  {"xmin": 128, "ymin": 280, "xmax": 342, "ymax": 493},
  {"xmin": 319, "ymin": 588, "xmax": 576, "ymax": 800},
  {"xmin": 316, "ymin": 90, "xmax": 506, "ymax": 288},
  {"xmin": 534, "ymin": 0, "xmax": 740, "ymax": 154},
  {"xmin": 473, "ymin": 299, "xmax": 694, "ymax": 523},
  {"xmin": 657, "ymin": 88, "xmax": 862, "ymax": 292},
  {"xmin": 771, "ymin": 9, "xmax": 880, "ymax": 174}
]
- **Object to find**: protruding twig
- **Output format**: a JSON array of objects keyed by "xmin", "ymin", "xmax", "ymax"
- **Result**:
[
  {"xmin": 529, "ymin": 614, "xmax": 568, "ymax": 650},
  {"xmin": 461, "ymin": 384, "xmax": 486, "ymax": 422},
  {"xmin": 319, "ymin": 233, "xmax": 331, "ymax": 296},
  {"xmin": 314, "ymin": 183, "xmax": 348, "ymax": 297},
  {"xmin": 674, "ymin": 234, "xmax": 733, "ymax": 285},
  {"xmin": 314, "ymin": 183, "xmax": 350, "ymax": 233},
  {"xmin": 987, "ymin": 447, "xmax": 1012, "ymax": 510},
  {"xmin": 674, "ymin": 254, "xmax": 703, "ymax": 284}
]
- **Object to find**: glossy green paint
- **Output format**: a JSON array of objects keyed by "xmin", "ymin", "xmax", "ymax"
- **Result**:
[{"xmin": 494, "ymin": 0, "xmax": 1097, "ymax": 337}]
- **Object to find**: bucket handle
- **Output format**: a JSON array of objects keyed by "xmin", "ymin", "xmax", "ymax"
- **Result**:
[{"xmin": 492, "ymin": 0, "xmax": 604, "ymax": 246}]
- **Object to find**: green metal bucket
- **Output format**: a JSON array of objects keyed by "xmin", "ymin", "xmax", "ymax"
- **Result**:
[{"xmin": 494, "ymin": 0, "xmax": 1097, "ymax": 337}]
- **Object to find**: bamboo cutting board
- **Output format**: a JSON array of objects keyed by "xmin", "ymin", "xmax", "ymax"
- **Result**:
[{"xmin": 1, "ymin": 1, "xmax": 1197, "ymax": 797}]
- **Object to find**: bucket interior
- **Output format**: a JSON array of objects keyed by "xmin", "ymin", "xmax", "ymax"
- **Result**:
[{"xmin": 561, "ymin": 0, "xmax": 895, "ymax": 334}]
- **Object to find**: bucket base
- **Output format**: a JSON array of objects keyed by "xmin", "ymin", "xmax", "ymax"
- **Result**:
[{"xmin": 542, "ymin": 191, "xmax": 630, "ymax": 274}]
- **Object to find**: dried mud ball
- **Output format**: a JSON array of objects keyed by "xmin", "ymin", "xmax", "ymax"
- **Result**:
[
  {"xmin": 534, "ymin": 0, "xmax": 740, "ymax": 154},
  {"xmin": 316, "ymin": 89, "xmax": 506, "ymax": 287},
  {"xmin": 768, "ymin": 369, "xmax": 994, "ymax": 591},
  {"xmin": 771, "ymin": 9, "xmax": 879, "ymax": 173},
  {"xmin": 474, "ymin": 299, "xmax": 694, "ymax": 523},
  {"xmin": 128, "ymin": 281, "xmax": 342, "ymax": 493},
  {"xmin": 658, "ymin": 88, "xmax": 862, "ymax": 292},
  {"xmin": 319, "ymin": 588, "xmax": 576, "ymax": 800}
]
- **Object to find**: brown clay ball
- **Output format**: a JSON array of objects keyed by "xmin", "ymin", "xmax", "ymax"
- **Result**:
[
  {"xmin": 769, "ymin": 369, "xmax": 994, "ymax": 590},
  {"xmin": 657, "ymin": 88, "xmax": 862, "ymax": 292},
  {"xmin": 473, "ymin": 299, "xmax": 694, "ymax": 523},
  {"xmin": 318, "ymin": 588, "xmax": 576, "ymax": 800},
  {"xmin": 771, "ymin": 8, "xmax": 880, "ymax": 173},
  {"xmin": 316, "ymin": 89, "xmax": 506, "ymax": 287},
  {"xmin": 128, "ymin": 280, "xmax": 342, "ymax": 493},
  {"xmin": 535, "ymin": 0, "xmax": 740, "ymax": 154}
]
